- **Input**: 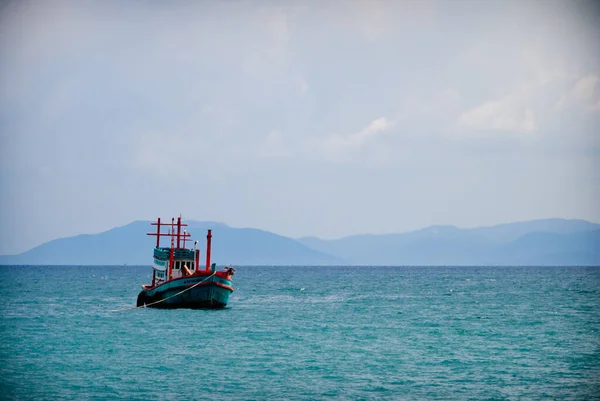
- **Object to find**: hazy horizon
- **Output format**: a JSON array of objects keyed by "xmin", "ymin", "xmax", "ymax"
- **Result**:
[
  {"xmin": 1, "ymin": 0, "xmax": 599, "ymax": 254},
  {"xmin": 2, "ymin": 216, "xmax": 599, "ymax": 257}
]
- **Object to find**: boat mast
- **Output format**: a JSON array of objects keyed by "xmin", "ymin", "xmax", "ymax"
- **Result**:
[
  {"xmin": 205, "ymin": 229, "xmax": 212, "ymax": 271},
  {"xmin": 176, "ymin": 216, "xmax": 182, "ymax": 249},
  {"xmin": 152, "ymin": 220, "xmax": 158, "ymax": 286},
  {"xmin": 148, "ymin": 217, "xmax": 169, "ymax": 247},
  {"xmin": 155, "ymin": 217, "xmax": 161, "ymax": 247},
  {"xmin": 169, "ymin": 227, "xmax": 174, "ymax": 280},
  {"xmin": 146, "ymin": 216, "xmax": 193, "ymax": 281}
]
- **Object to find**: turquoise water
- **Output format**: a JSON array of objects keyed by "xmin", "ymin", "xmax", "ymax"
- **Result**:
[{"xmin": 1, "ymin": 266, "xmax": 599, "ymax": 400}]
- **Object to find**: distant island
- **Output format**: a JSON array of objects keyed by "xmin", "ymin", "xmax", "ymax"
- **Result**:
[{"xmin": 0, "ymin": 218, "xmax": 598, "ymax": 266}]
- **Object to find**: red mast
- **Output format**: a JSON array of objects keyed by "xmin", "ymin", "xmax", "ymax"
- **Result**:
[
  {"xmin": 205, "ymin": 229, "xmax": 212, "ymax": 271},
  {"xmin": 176, "ymin": 216, "xmax": 182, "ymax": 249},
  {"xmin": 148, "ymin": 217, "xmax": 189, "ymax": 247},
  {"xmin": 155, "ymin": 217, "xmax": 161, "ymax": 247},
  {"xmin": 146, "ymin": 216, "xmax": 192, "ymax": 282},
  {"xmin": 169, "ymin": 229, "xmax": 175, "ymax": 280}
]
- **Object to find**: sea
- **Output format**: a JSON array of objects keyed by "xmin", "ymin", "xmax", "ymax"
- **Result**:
[{"xmin": 0, "ymin": 265, "xmax": 599, "ymax": 400}]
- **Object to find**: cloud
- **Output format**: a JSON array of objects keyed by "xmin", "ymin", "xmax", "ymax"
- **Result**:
[
  {"xmin": 456, "ymin": 72, "xmax": 600, "ymax": 137},
  {"xmin": 457, "ymin": 98, "xmax": 537, "ymax": 134},
  {"xmin": 311, "ymin": 117, "xmax": 395, "ymax": 162},
  {"xmin": 555, "ymin": 75, "xmax": 600, "ymax": 114},
  {"xmin": 242, "ymin": 118, "xmax": 396, "ymax": 163},
  {"xmin": 455, "ymin": 77, "xmax": 545, "ymax": 135}
]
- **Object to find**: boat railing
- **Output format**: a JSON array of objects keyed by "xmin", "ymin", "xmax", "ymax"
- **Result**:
[{"xmin": 153, "ymin": 247, "xmax": 195, "ymax": 260}]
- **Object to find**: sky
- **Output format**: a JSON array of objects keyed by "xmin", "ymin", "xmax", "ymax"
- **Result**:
[{"xmin": 1, "ymin": 0, "xmax": 599, "ymax": 254}]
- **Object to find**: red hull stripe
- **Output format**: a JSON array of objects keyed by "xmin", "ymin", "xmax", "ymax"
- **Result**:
[
  {"xmin": 145, "ymin": 274, "xmax": 232, "ymax": 291},
  {"xmin": 184, "ymin": 282, "xmax": 234, "ymax": 292}
]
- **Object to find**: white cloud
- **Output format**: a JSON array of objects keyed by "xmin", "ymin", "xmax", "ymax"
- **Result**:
[
  {"xmin": 311, "ymin": 117, "xmax": 395, "ymax": 162},
  {"xmin": 555, "ymin": 75, "xmax": 600, "ymax": 114},
  {"xmin": 457, "ymin": 98, "xmax": 538, "ymax": 134},
  {"xmin": 456, "ymin": 72, "xmax": 600, "ymax": 136},
  {"xmin": 242, "ymin": 118, "xmax": 396, "ymax": 163}
]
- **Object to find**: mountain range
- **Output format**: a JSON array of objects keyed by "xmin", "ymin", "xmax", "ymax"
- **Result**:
[{"xmin": 0, "ymin": 218, "xmax": 598, "ymax": 266}]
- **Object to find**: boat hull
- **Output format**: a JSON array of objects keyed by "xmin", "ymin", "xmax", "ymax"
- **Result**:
[{"xmin": 137, "ymin": 274, "xmax": 233, "ymax": 309}]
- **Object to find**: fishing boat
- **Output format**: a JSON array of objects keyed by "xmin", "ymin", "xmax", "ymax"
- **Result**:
[{"xmin": 136, "ymin": 217, "xmax": 235, "ymax": 309}]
